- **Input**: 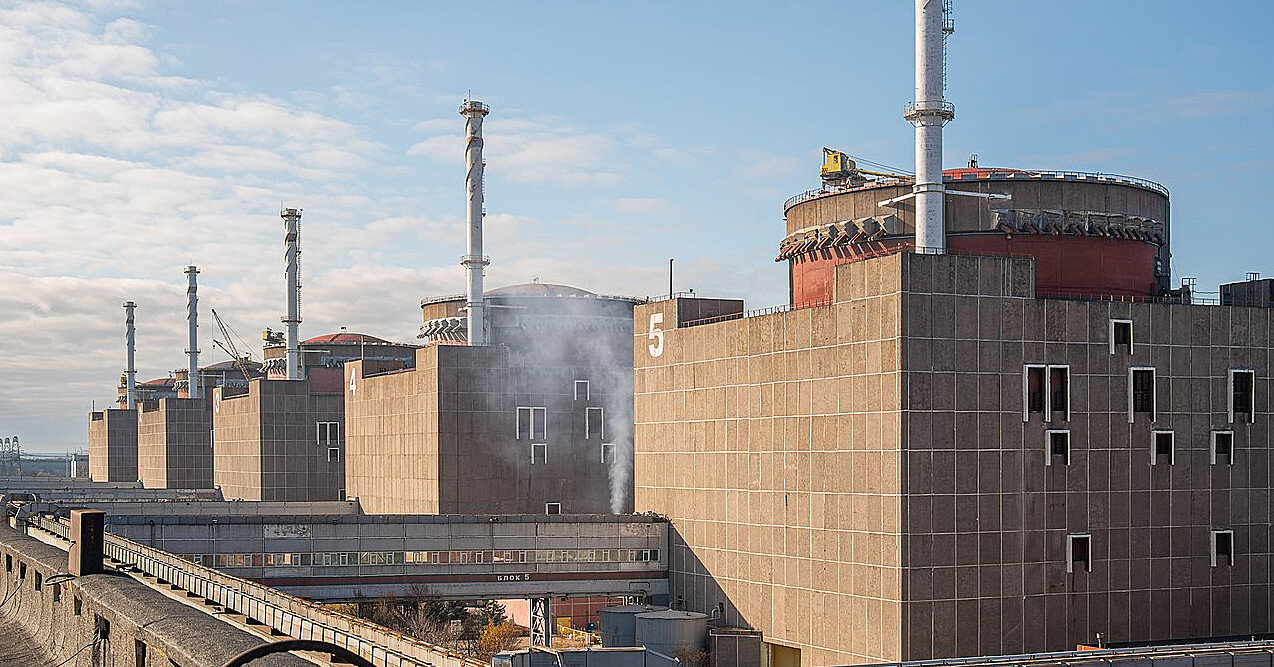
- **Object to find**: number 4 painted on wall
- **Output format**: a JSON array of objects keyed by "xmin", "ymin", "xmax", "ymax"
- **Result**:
[{"xmin": 648, "ymin": 312, "xmax": 664, "ymax": 357}]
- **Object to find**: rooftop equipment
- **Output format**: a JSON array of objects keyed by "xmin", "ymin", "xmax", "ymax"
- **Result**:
[
  {"xmin": 212, "ymin": 308, "xmax": 253, "ymax": 384},
  {"xmin": 820, "ymin": 148, "xmax": 909, "ymax": 188},
  {"xmin": 184, "ymin": 265, "xmax": 200, "ymax": 399},
  {"xmin": 280, "ymin": 208, "xmax": 303, "ymax": 379},
  {"xmin": 124, "ymin": 300, "xmax": 137, "ymax": 409},
  {"xmin": 460, "ymin": 99, "xmax": 491, "ymax": 346}
]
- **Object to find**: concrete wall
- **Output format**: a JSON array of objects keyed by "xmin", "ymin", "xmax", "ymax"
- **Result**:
[
  {"xmin": 0, "ymin": 523, "xmax": 308, "ymax": 666},
  {"xmin": 899, "ymin": 252, "xmax": 1274, "ymax": 659},
  {"xmin": 348, "ymin": 290, "xmax": 636, "ymax": 516},
  {"xmin": 346, "ymin": 347, "xmax": 445, "ymax": 514},
  {"xmin": 137, "ymin": 397, "xmax": 212, "ymax": 489},
  {"xmin": 635, "ymin": 252, "xmax": 1274, "ymax": 664},
  {"xmin": 212, "ymin": 382, "xmax": 263, "ymax": 499},
  {"xmin": 88, "ymin": 408, "xmax": 137, "ymax": 483},
  {"xmin": 213, "ymin": 379, "xmax": 343, "ymax": 502},
  {"xmin": 635, "ymin": 256, "xmax": 907, "ymax": 666}
]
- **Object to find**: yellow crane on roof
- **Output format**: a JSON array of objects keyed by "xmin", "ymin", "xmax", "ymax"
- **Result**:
[{"xmin": 820, "ymin": 148, "xmax": 909, "ymax": 187}]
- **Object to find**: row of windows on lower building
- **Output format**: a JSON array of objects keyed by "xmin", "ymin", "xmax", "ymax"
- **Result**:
[
  {"xmin": 1044, "ymin": 428, "xmax": 1238, "ymax": 466},
  {"xmin": 1066, "ymin": 530, "xmax": 1235, "ymax": 573},
  {"xmin": 1025, "ymin": 364, "xmax": 1256, "ymax": 425},
  {"xmin": 182, "ymin": 547, "xmax": 661, "ymax": 569},
  {"xmin": 530, "ymin": 442, "xmax": 616, "ymax": 465}
]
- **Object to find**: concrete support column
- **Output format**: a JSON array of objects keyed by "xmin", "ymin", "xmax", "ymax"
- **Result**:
[{"xmin": 69, "ymin": 509, "xmax": 105, "ymax": 576}]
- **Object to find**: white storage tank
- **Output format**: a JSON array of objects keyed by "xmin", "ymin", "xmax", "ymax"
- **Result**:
[
  {"xmin": 634, "ymin": 609, "xmax": 708, "ymax": 658},
  {"xmin": 600, "ymin": 604, "xmax": 666, "ymax": 647}
]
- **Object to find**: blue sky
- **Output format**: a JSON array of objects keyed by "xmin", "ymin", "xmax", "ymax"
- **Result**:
[{"xmin": 2, "ymin": 0, "xmax": 1272, "ymax": 452}]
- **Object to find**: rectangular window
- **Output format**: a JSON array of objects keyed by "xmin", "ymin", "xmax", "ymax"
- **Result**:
[
  {"xmin": 531, "ymin": 442, "xmax": 547, "ymax": 465},
  {"xmin": 1211, "ymin": 530, "xmax": 1235, "ymax": 567},
  {"xmin": 601, "ymin": 442, "xmax": 615, "ymax": 464},
  {"xmin": 545, "ymin": 502, "xmax": 562, "ymax": 515},
  {"xmin": 574, "ymin": 380, "xmax": 590, "ymax": 401},
  {"xmin": 317, "ymin": 422, "xmax": 340, "ymax": 447},
  {"xmin": 1045, "ymin": 430, "xmax": 1070, "ymax": 466},
  {"xmin": 1151, "ymin": 430, "xmax": 1175, "ymax": 465},
  {"xmin": 517, "ymin": 407, "xmax": 547, "ymax": 441},
  {"xmin": 1049, "ymin": 365, "xmax": 1070, "ymax": 421},
  {"xmin": 1211, "ymin": 430, "xmax": 1235, "ymax": 465},
  {"xmin": 1129, "ymin": 367, "xmax": 1156, "ymax": 422},
  {"xmin": 1110, "ymin": 319, "xmax": 1133, "ymax": 354},
  {"xmin": 327, "ymin": 447, "xmax": 340, "ymax": 463},
  {"xmin": 586, "ymin": 407, "xmax": 604, "ymax": 440},
  {"xmin": 1023, "ymin": 365, "xmax": 1068, "ymax": 422},
  {"xmin": 1231, "ymin": 369, "xmax": 1255, "ymax": 424},
  {"xmin": 1023, "ymin": 365, "xmax": 1046, "ymax": 421},
  {"xmin": 1066, "ymin": 533, "xmax": 1091, "ymax": 573}
]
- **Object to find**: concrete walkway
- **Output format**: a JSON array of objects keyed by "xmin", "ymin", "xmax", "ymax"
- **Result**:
[{"xmin": 0, "ymin": 614, "xmax": 56, "ymax": 667}]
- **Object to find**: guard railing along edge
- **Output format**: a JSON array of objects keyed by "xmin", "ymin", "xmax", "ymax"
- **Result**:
[{"xmin": 34, "ymin": 514, "xmax": 484, "ymax": 667}]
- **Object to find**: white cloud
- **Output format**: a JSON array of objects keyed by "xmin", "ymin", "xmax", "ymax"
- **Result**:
[
  {"xmin": 0, "ymin": 1, "xmax": 423, "ymax": 450},
  {"xmin": 409, "ymin": 115, "xmax": 623, "ymax": 185}
]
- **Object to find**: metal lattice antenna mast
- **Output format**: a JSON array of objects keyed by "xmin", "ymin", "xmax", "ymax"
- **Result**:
[
  {"xmin": 459, "ymin": 99, "xmax": 491, "ymax": 346},
  {"xmin": 281, "ymin": 208, "xmax": 303, "ymax": 379},
  {"xmin": 185, "ymin": 265, "xmax": 201, "ymax": 399},
  {"xmin": 124, "ymin": 301, "xmax": 137, "ymax": 409}
]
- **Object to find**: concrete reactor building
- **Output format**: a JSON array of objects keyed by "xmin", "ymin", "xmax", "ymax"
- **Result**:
[
  {"xmin": 211, "ymin": 210, "xmax": 418, "ymax": 501},
  {"xmin": 345, "ymin": 100, "xmax": 641, "ymax": 516},
  {"xmin": 212, "ymin": 331, "xmax": 417, "ymax": 502},
  {"xmin": 634, "ymin": 2, "xmax": 1272, "ymax": 665},
  {"xmin": 346, "ymin": 282, "xmax": 639, "ymax": 515}
]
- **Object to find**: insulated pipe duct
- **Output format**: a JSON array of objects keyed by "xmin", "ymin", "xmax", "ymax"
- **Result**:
[
  {"xmin": 459, "ymin": 99, "xmax": 491, "ymax": 346},
  {"xmin": 184, "ymin": 265, "xmax": 200, "ymax": 399},
  {"xmin": 280, "ymin": 208, "xmax": 303, "ymax": 379},
  {"xmin": 905, "ymin": 0, "xmax": 954, "ymax": 253},
  {"xmin": 124, "ymin": 301, "xmax": 137, "ymax": 409}
]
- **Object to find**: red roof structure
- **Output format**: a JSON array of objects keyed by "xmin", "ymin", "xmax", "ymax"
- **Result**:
[{"xmin": 301, "ymin": 333, "xmax": 390, "ymax": 345}]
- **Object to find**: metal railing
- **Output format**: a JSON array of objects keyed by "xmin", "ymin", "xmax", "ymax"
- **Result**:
[
  {"xmin": 902, "ymin": 100, "xmax": 956, "ymax": 120},
  {"xmin": 646, "ymin": 291, "xmax": 700, "ymax": 303},
  {"xmin": 682, "ymin": 298, "xmax": 832, "ymax": 329},
  {"xmin": 34, "ymin": 515, "xmax": 483, "ymax": 667},
  {"xmin": 783, "ymin": 169, "xmax": 1169, "ymax": 212},
  {"xmin": 553, "ymin": 623, "xmax": 600, "ymax": 646}
]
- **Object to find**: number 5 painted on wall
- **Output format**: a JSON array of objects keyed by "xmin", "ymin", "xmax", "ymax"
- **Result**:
[{"xmin": 648, "ymin": 312, "xmax": 664, "ymax": 357}]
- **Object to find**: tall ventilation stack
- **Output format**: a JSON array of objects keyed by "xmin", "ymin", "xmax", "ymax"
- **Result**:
[
  {"xmin": 124, "ymin": 301, "xmax": 137, "ymax": 409},
  {"xmin": 905, "ymin": 0, "xmax": 955, "ymax": 253},
  {"xmin": 281, "ymin": 208, "xmax": 303, "ymax": 380},
  {"xmin": 459, "ymin": 99, "xmax": 491, "ymax": 346},
  {"xmin": 184, "ymin": 265, "xmax": 200, "ymax": 399}
]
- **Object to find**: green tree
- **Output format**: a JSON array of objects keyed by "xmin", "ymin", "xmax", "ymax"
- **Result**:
[{"xmin": 478, "ymin": 600, "xmax": 508, "ymax": 626}]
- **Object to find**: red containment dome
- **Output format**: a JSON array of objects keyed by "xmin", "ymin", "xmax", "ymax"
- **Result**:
[{"xmin": 778, "ymin": 167, "xmax": 1170, "ymax": 304}]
